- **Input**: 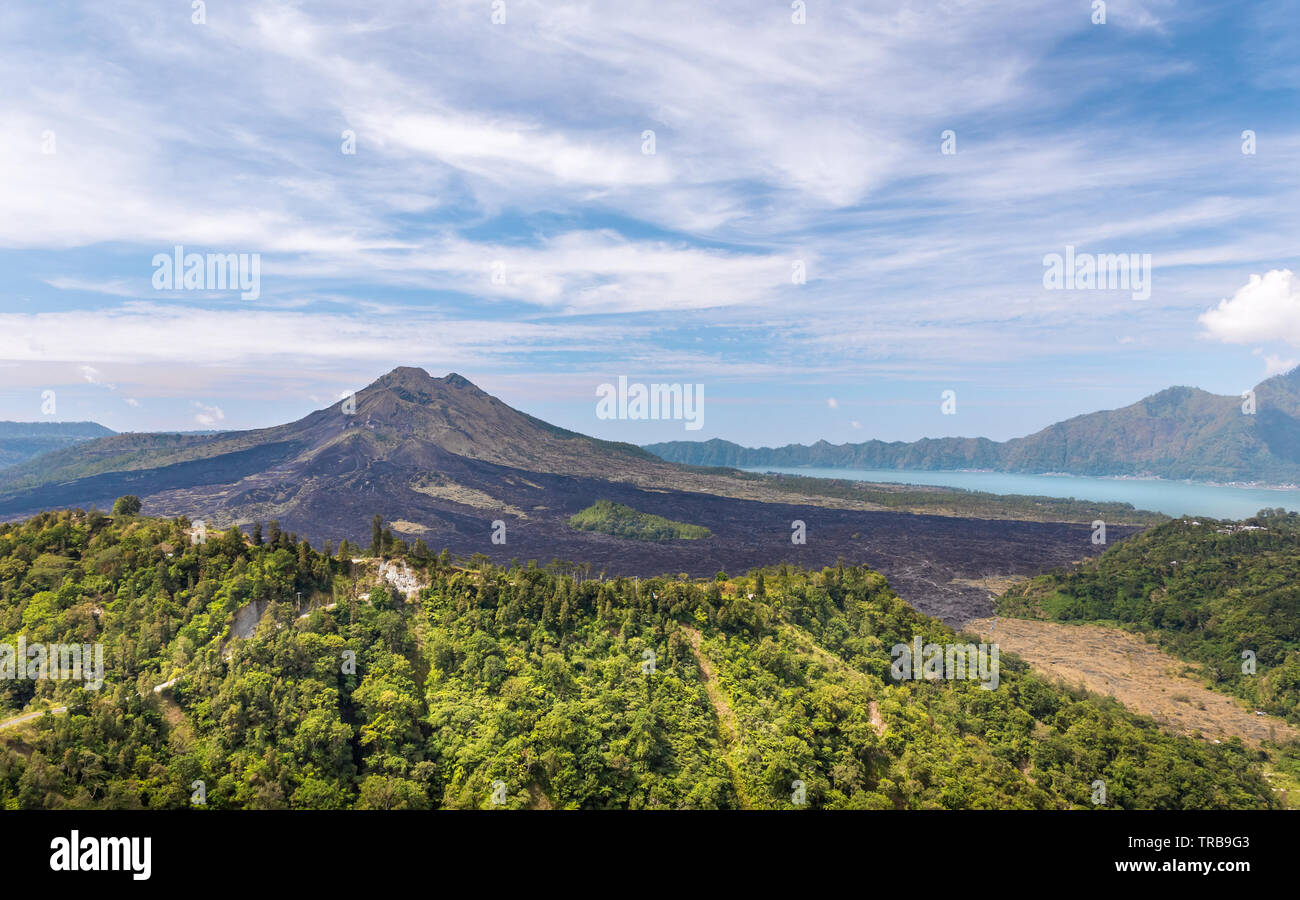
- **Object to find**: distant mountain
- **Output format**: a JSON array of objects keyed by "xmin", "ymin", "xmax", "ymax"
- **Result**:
[
  {"xmin": 0, "ymin": 367, "xmax": 667, "ymax": 527},
  {"xmin": 647, "ymin": 368, "xmax": 1300, "ymax": 484},
  {"xmin": 0, "ymin": 366, "xmax": 1123, "ymax": 624},
  {"xmin": 0, "ymin": 421, "xmax": 115, "ymax": 470}
]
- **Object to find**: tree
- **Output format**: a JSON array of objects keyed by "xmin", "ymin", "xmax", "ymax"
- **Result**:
[
  {"xmin": 356, "ymin": 776, "xmax": 427, "ymax": 810},
  {"xmin": 112, "ymin": 495, "xmax": 142, "ymax": 516},
  {"xmin": 371, "ymin": 515, "xmax": 383, "ymax": 556}
]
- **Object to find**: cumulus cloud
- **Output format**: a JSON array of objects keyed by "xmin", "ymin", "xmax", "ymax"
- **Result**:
[{"xmin": 1200, "ymin": 270, "xmax": 1300, "ymax": 346}]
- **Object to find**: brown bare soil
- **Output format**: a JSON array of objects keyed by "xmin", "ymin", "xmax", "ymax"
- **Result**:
[
  {"xmin": 963, "ymin": 616, "xmax": 1299, "ymax": 746},
  {"xmin": 868, "ymin": 700, "xmax": 885, "ymax": 737}
]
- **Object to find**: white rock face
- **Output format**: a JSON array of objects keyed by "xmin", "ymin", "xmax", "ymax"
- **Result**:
[{"xmin": 377, "ymin": 558, "xmax": 425, "ymax": 600}]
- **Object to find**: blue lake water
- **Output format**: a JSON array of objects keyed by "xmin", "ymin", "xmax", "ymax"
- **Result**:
[{"xmin": 742, "ymin": 466, "xmax": 1300, "ymax": 520}]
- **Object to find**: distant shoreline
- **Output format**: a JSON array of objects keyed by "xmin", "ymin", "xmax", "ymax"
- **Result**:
[{"xmin": 746, "ymin": 465, "xmax": 1300, "ymax": 493}]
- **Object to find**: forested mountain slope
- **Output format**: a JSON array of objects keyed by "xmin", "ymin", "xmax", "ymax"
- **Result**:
[
  {"xmin": 648, "ymin": 367, "xmax": 1300, "ymax": 483},
  {"xmin": 0, "ymin": 508, "xmax": 1280, "ymax": 809}
]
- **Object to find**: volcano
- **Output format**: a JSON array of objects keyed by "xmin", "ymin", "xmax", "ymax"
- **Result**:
[{"xmin": 0, "ymin": 367, "xmax": 1125, "ymax": 623}]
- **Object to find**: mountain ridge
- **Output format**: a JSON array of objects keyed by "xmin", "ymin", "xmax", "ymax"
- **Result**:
[
  {"xmin": 647, "ymin": 368, "xmax": 1300, "ymax": 483},
  {"xmin": 0, "ymin": 420, "xmax": 115, "ymax": 470},
  {"xmin": 0, "ymin": 366, "xmax": 1136, "ymax": 624}
]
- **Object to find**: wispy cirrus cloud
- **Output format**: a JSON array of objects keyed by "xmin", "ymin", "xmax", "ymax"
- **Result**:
[{"xmin": 1, "ymin": 0, "xmax": 1299, "ymax": 443}]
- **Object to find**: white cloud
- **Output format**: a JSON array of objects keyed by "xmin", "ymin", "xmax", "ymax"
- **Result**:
[
  {"xmin": 193, "ymin": 403, "xmax": 225, "ymax": 427},
  {"xmin": 826, "ymin": 397, "xmax": 838, "ymax": 409},
  {"xmin": 1200, "ymin": 270, "xmax": 1300, "ymax": 346},
  {"xmin": 1264, "ymin": 354, "xmax": 1298, "ymax": 377},
  {"xmin": 47, "ymin": 277, "xmax": 140, "ymax": 298},
  {"xmin": 0, "ymin": 303, "xmax": 629, "ymax": 368},
  {"xmin": 2, "ymin": 0, "xmax": 1300, "ymax": 421},
  {"xmin": 79, "ymin": 364, "xmax": 117, "ymax": 390},
  {"xmin": 371, "ymin": 111, "xmax": 674, "ymax": 190}
]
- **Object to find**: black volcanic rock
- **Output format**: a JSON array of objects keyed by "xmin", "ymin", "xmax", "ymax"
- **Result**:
[{"xmin": 0, "ymin": 367, "xmax": 1125, "ymax": 624}]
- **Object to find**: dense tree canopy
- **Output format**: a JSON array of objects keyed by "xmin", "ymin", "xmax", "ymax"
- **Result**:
[{"xmin": 0, "ymin": 508, "xmax": 1282, "ymax": 809}]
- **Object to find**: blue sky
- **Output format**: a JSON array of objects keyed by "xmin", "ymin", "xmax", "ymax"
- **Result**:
[{"xmin": 1, "ymin": 0, "xmax": 1299, "ymax": 447}]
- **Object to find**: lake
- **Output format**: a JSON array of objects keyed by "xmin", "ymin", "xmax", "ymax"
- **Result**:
[{"xmin": 741, "ymin": 466, "xmax": 1300, "ymax": 520}]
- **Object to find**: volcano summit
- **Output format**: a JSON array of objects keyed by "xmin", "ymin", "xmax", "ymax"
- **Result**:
[{"xmin": 0, "ymin": 367, "xmax": 1124, "ymax": 623}]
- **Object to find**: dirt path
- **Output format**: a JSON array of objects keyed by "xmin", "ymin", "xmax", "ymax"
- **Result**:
[
  {"xmin": 867, "ymin": 700, "xmax": 885, "ymax": 737},
  {"xmin": 0, "ymin": 706, "xmax": 67, "ymax": 730},
  {"xmin": 779, "ymin": 626, "xmax": 886, "ymax": 737},
  {"xmin": 965, "ymin": 616, "xmax": 1299, "ymax": 746},
  {"xmin": 1, "ymin": 675, "xmax": 181, "ymax": 732},
  {"xmin": 681, "ymin": 625, "xmax": 751, "ymax": 809}
]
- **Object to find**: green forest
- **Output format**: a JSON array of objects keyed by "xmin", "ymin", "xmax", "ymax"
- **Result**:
[
  {"xmin": 998, "ymin": 510, "xmax": 1300, "ymax": 723},
  {"xmin": 0, "ymin": 504, "xmax": 1283, "ymax": 809},
  {"xmin": 568, "ymin": 500, "xmax": 712, "ymax": 542}
]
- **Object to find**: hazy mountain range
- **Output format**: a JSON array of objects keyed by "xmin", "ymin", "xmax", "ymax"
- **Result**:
[
  {"xmin": 647, "ymin": 367, "xmax": 1300, "ymax": 484},
  {"xmin": 0, "ymin": 420, "xmax": 115, "ymax": 469}
]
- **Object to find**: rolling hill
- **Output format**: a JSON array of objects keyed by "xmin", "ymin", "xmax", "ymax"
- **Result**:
[{"xmin": 647, "ymin": 367, "xmax": 1300, "ymax": 483}]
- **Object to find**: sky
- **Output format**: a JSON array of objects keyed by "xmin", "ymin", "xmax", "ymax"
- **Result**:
[{"xmin": 1, "ymin": 0, "xmax": 1299, "ymax": 447}]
